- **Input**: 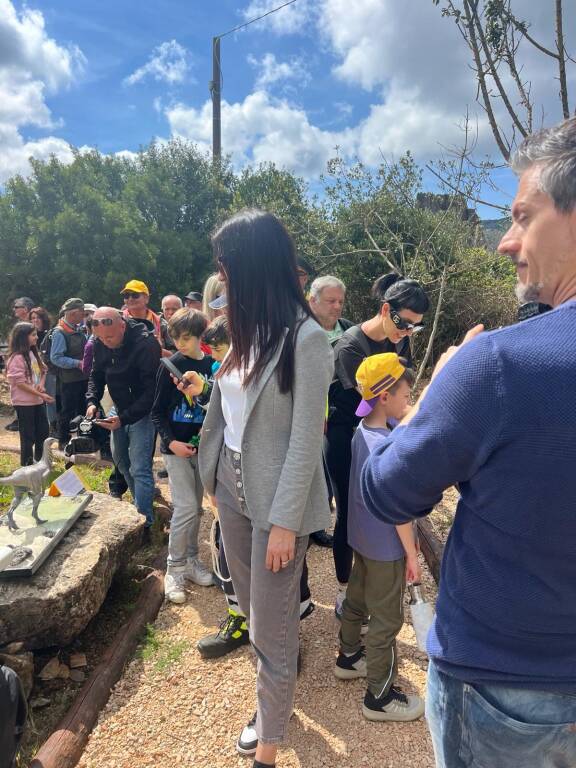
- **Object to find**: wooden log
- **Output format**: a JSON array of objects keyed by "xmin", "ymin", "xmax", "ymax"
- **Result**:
[
  {"xmin": 417, "ymin": 517, "xmax": 444, "ymax": 585},
  {"xmin": 29, "ymin": 548, "xmax": 167, "ymax": 768}
]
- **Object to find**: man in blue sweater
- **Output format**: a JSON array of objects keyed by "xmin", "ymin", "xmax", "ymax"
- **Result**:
[{"xmin": 362, "ymin": 117, "xmax": 576, "ymax": 768}]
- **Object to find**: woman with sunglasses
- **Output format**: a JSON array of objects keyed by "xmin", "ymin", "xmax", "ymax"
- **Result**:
[
  {"xmin": 325, "ymin": 272, "xmax": 429, "ymax": 617},
  {"xmin": 199, "ymin": 210, "xmax": 333, "ymax": 768}
]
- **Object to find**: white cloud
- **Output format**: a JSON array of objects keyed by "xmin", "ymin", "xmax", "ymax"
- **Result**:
[
  {"xmin": 0, "ymin": 0, "xmax": 84, "ymax": 90},
  {"xmin": 242, "ymin": 0, "xmax": 315, "ymax": 35},
  {"xmin": 124, "ymin": 40, "xmax": 191, "ymax": 86},
  {"xmin": 0, "ymin": 124, "xmax": 74, "ymax": 182},
  {"xmin": 0, "ymin": 0, "xmax": 85, "ymax": 183},
  {"xmin": 248, "ymin": 52, "xmax": 309, "ymax": 89},
  {"xmin": 166, "ymin": 90, "xmax": 356, "ymax": 176}
]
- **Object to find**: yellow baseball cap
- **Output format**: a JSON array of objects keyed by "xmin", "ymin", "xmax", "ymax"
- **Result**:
[
  {"xmin": 120, "ymin": 279, "xmax": 149, "ymax": 295},
  {"xmin": 355, "ymin": 353, "xmax": 406, "ymax": 417}
]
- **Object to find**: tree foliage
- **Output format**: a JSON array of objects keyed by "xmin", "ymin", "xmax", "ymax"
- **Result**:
[{"xmin": 0, "ymin": 140, "xmax": 516, "ymax": 370}]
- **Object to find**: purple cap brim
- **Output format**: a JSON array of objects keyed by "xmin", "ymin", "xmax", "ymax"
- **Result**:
[{"xmin": 355, "ymin": 396, "xmax": 378, "ymax": 418}]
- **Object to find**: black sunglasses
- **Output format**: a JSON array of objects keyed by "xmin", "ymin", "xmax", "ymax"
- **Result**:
[
  {"xmin": 122, "ymin": 291, "xmax": 141, "ymax": 299},
  {"xmin": 390, "ymin": 308, "xmax": 424, "ymax": 333},
  {"xmin": 91, "ymin": 318, "xmax": 115, "ymax": 327},
  {"xmin": 13, "ymin": 304, "xmax": 25, "ymax": 310}
]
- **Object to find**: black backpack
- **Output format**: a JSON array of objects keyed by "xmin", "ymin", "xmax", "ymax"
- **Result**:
[
  {"xmin": 39, "ymin": 327, "xmax": 59, "ymax": 375},
  {"xmin": 0, "ymin": 665, "xmax": 27, "ymax": 768}
]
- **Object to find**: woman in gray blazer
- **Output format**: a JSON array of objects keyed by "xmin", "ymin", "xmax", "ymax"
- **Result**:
[{"xmin": 199, "ymin": 209, "xmax": 333, "ymax": 768}]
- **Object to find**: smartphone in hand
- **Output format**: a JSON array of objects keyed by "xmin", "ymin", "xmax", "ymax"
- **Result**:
[{"xmin": 160, "ymin": 357, "xmax": 184, "ymax": 381}]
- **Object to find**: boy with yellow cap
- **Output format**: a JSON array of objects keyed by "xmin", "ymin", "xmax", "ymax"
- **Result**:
[{"xmin": 333, "ymin": 352, "xmax": 425, "ymax": 722}]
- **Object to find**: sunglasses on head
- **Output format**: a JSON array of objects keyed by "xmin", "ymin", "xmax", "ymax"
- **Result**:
[
  {"xmin": 389, "ymin": 308, "xmax": 424, "ymax": 333},
  {"xmin": 91, "ymin": 318, "xmax": 115, "ymax": 327},
  {"xmin": 122, "ymin": 291, "xmax": 141, "ymax": 299}
]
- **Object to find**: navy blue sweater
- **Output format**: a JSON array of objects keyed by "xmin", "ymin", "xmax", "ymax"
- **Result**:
[{"xmin": 362, "ymin": 301, "xmax": 576, "ymax": 691}]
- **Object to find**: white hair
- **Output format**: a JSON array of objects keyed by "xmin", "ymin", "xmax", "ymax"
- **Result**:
[
  {"xmin": 161, "ymin": 294, "xmax": 183, "ymax": 308},
  {"xmin": 309, "ymin": 275, "xmax": 346, "ymax": 301}
]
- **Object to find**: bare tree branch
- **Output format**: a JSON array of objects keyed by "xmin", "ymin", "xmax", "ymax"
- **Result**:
[{"xmin": 425, "ymin": 164, "xmax": 509, "ymax": 212}]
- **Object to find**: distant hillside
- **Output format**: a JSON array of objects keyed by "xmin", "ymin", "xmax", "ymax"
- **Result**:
[{"xmin": 481, "ymin": 218, "xmax": 510, "ymax": 251}]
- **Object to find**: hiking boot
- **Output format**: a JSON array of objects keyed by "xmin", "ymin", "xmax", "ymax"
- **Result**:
[
  {"xmin": 164, "ymin": 569, "xmax": 186, "ymax": 604},
  {"xmin": 362, "ymin": 686, "xmax": 425, "ymax": 722},
  {"xmin": 197, "ymin": 612, "xmax": 250, "ymax": 659},
  {"xmin": 185, "ymin": 557, "xmax": 214, "ymax": 587},
  {"xmin": 237, "ymin": 712, "xmax": 258, "ymax": 755},
  {"xmin": 334, "ymin": 648, "xmax": 367, "ymax": 680}
]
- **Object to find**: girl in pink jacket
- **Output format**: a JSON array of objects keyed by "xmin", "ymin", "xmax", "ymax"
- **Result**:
[{"xmin": 6, "ymin": 322, "xmax": 54, "ymax": 465}]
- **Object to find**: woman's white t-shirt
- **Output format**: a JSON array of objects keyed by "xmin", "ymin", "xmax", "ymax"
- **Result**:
[{"xmin": 219, "ymin": 365, "xmax": 248, "ymax": 453}]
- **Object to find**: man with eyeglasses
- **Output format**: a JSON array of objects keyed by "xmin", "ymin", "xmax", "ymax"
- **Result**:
[
  {"xmin": 12, "ymin": 297, "xmax": 34, "ymax": 323},
  {"xmin": 85, "ymin": 307, "xmax": 161, "ymax": 527},
  {"xmin": 120, "ymin": 280, "xmax": 171, "ymax": 357}
]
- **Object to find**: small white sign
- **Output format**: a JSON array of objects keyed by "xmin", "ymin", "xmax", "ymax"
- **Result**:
[{"xmin": 51, "ymin": 467, "xmax": 86, "ymax": 497}]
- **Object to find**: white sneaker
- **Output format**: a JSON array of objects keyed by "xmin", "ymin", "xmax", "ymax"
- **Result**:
[
  {"xmin": 165, "ymin": 570, "xmax": 186, "ymax": 604},
  {"xmin": 185, "ymin": 557, "xmax": 214, "ymax": 587}
]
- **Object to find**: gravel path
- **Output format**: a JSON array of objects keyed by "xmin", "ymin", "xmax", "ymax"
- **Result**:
[
  {"xmin": 0, "ymin": 398, "xmax": 438, "ymax": 766},
  {"xmin": 78, "ymin": 506, "xmax": 437, "ymax": 768}
]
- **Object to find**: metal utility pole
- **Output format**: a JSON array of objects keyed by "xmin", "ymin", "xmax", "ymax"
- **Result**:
[
  {"xmin": 211, "ymin": 37, "xmax": 221, "ymax": 163},
  {"xmin": 210, "ymin": 0, "xmax": 301, "ymax": 163}
]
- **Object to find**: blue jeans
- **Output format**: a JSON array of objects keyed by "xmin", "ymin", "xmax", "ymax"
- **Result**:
[
  {"xmin": 110, "ymin": 415, "xmax": 155, "ymax": 525},
  {"xmin": 163, "ymin": 453, "xmax": 203, "ymax": 568},
  {"xmin": 426, "ymin": 659, "xmax": 576, "ymax": 768},
  {"xmin": 44, "ymin": 372, "xmax": 58, "ymax": 425}
]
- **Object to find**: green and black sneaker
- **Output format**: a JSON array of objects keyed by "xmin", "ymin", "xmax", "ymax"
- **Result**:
[{"xmin": 197, "ymin": 609, "xmax": 250, "ymax": 659}]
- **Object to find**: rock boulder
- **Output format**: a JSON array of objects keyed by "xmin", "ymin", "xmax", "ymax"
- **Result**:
[{"xmin": 0, "ymin": 493, "xmax": 145, "ymax": 649}]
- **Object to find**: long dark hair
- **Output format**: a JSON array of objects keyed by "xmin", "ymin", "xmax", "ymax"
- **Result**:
[
  {"xmin": 8, "ymin": 322, "xmax": 44, "ymax": 381},
  {"xmin": 30, "ymin": 306, "xmax": 52, "ymax": 331},
  {"xmin": 371, "ymin": 272, "xmax": 430, "ymax": 314},
  {"xmin": 214, "ymin": 209, "xmax": 312, "ymax": 393}
]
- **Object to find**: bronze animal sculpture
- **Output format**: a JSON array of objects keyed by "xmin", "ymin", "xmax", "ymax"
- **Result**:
[{"xmin": 0, "ymin": 438, "xmax": 56, "ymax": 531}]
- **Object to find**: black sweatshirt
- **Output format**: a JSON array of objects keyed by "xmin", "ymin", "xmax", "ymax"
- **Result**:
[
  {"xmin": 150, "ymin": 351, "xmax": 214, "ymax": 454},
  {"xmin": 86, "ymin": 319, "xmax": 161, "ymax": 425}
]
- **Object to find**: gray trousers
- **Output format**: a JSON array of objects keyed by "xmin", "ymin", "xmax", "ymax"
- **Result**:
[
  {"xmin": 215, "ymin": 444, "xmax": 308, "ymax": 744},
  {"xmin": 163, "ymin": 453, "xmax": 203, "ymax": 568}
]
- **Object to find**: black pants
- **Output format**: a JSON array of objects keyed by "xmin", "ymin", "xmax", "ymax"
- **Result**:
[
  {"xmin": 15, "ymin": 404, "xmax": 49, "ymax": 466},
  {"xmin": 325, "ymin": 422, "xmax": 354, "ymax": 584},
  {"xmin": 59, "ymin": 379, "xmax": 88, "ymax": 445}
]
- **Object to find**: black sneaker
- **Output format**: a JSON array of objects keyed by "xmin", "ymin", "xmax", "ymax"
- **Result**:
[
  {"xmin": 236, "ymin": 712, "xmax": 258, "ymax": 755},
  {"xmin": 310, "ymin": 530, "xmax": 333, "ymax": 548},
  {"xmin": 197, "ymin": 613, "xmax": 250, "ymax": 659},
  {"xmin": 334, "ymin": 648, "xmax": 367, "ymax": 680},
  {"xmin": 157, "ymin": 468, "xmax": 168, "ymax": 479},
  {"xmin": 5, "ymin": 419, "xmax": 19, "ymax": 432},
  {"xmin": 363, "ymin": 685, "xmax": 425, "ymax": 722}
]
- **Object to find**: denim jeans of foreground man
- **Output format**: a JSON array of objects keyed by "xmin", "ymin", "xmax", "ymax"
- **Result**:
[
  {"xmin": 163, "ymin": 452, "xmax": 203, "ymax": 567},
  {"xmin": 110, "ymin": 414, "xmax": 155, "ymax": 526},
  {"xmin": 426, "ymin": 659, "xmax": 576, "ymax": 768},
  {"xmin": 215, "ymin": 444, "xmax": 308, "ymax": 744}
]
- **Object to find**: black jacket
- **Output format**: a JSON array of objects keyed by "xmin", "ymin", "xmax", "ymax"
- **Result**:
[{"xmin": 86, "ymin": 319, "xmax": 161, "ymax": 425}]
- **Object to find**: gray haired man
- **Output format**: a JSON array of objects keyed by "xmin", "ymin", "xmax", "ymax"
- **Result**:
[{"xmin": 309, "ymin": 275, "xmax": 353, "ymax": 345}]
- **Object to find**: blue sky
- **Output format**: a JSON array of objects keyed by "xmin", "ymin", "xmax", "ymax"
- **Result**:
[{"xmin": 2, "ymin": 0, "xmax": 574, "ymax": 218}]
